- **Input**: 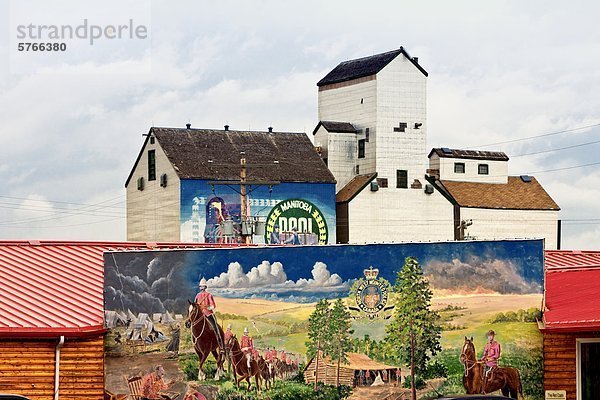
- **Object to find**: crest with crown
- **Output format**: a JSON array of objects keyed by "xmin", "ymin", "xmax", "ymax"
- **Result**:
[{"xmin": 363, "ymin": 267, "xmax": 379, "ymax": 280}]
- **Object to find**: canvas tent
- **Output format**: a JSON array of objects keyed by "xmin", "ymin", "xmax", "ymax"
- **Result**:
[
  {"xmin": 161, "ymin": 312, "xmax": 176, "ymax": 325},
  {"xmin": 105, "ymin": 310, "xmax": 127, "ymax": 329}
]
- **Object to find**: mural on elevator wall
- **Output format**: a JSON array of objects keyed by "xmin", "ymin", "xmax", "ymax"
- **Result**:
[
  {"xmin": 104, "ymin": 239, "xmax": 544, "ymax": 399},
  {"xmin": 179, "ymin": 179, "xmax": 336, "ymax": 245}
]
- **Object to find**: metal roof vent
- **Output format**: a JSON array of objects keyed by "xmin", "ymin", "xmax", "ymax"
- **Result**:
[
  {"xmin": 224, "ymin": 124, "xmax": 229, "ymax": 131},
  {"xmin": 186, "ymin": 123, "xmax": 191, "ymax": 129}
]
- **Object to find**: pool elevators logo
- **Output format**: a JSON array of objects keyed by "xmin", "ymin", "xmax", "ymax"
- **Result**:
[{"xmin": 265, "ymin": 199, "xmax": 328, "ymax": 245}]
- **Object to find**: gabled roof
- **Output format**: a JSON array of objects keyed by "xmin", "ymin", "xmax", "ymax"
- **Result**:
[
  {"xmin": 428, "ymin": 148, "xmax": 509, "ymax": 162},
  {"xmin": 312, "ymin": 121, "xmax": 357, "ymax": 135},
  {"xmin": 0, "ymin": 240, "xmax": 246, "ymax": 338},
  {"xmin": 434, "ymin": 176, "xmax": 560, "ymax": 210},
  {"xmin": 542, "ymin": 250, "xmax": 600, "ymax": 331},
  {"xmin": 317, "ymin": 47, "xmax": 427, "ymax": 87},
  {"xmin": 125, "ymin": 127, "xmax": 335, "ymax": 187},
  {"xmin": 336, "ymin": 173, "xmax": 377, "ymax": 203}
]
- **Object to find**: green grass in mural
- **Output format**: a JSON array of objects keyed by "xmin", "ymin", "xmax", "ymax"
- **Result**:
[
  {"xmin": 259, "ymin": 305, "xmax": 315, "ymax": 324},
  {"xmin": 441, "ymin": 322, "xmax": 542, "ymax": 350},
  {"xmin": 254, "ymin": 332, "xmax": 308, "ymax": 356}
]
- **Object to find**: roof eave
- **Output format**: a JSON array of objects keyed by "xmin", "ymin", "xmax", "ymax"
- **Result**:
[
  {"xmin": 0, "ymin": 325, "xmax": 106, "ymax": 339},
  {"xmin": 425, "ymin": 176, "xmax": 458, "ymax": 206},
  {"xmin": 124, "ymin": 127, "xmax": 153, "ymax": 188},
  {"xmin": 336, "ymin": 173, "xmax": 378, "ymax": 204}
]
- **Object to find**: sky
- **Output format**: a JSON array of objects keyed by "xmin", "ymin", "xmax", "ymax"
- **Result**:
[{"xmin": 0, "ymin": 0, "xmax": 599, "ymax": 249}]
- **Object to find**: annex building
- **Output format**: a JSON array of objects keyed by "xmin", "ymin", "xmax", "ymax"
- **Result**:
[{"xmin": 314, "ymin": 47, "xmax": 560, "ymax": 248}]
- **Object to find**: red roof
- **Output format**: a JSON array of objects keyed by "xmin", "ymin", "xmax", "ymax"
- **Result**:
[
  {"xmin": 0, "ymin": 240, "xmax": 246, "ymax": 338},
  {"xmin": 542, "ymin": 250, "xmax": 600, "ymax": 332}
]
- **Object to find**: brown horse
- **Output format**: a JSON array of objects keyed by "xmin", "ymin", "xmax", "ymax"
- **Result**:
[
  {"xmin": 224, "ymin": 334, "xmax": 261, "ymax": 391},
  {"xmin": 460, "ymin": 337, "xmax": 524, "ymax": 400},
  {"xmin": 257, "ymin": 355, "xmax": 272, "ymax": 389},
  {"xmin": 186, "ymin": 301, "xmax": 225, "ymax": 381}
]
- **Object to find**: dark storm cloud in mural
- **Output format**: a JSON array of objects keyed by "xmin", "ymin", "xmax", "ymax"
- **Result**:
[
  {"xmin": 104, "ymin": 252, "xmax": 197, "ymax": 314},
  {"xmin": 423, "ymin": 256, "xmax": 542, "ymax": 294},
  {"xmin": 104, "ymin": 239, "xmax": 544, "ymax": 314}
]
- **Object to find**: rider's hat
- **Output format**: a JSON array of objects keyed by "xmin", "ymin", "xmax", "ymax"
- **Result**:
[
  {"xmin": 198, "ymin": 278, "xmax": 208, "ymax": 288},
  {"xmin": 487, "ymin": 329, "xmax": 495, "ymax": 336},
  {"xmin": 244, "ymin": 327, "xmax": 249, "ymax": 334},
  {"xmin": 227, "ymin": 324, "xmax": 232, "ymax": 330}
]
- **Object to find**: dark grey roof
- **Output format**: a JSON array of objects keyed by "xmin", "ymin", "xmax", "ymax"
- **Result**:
[
  {"xmin": 125, "ymin": 127, "xmax": 336, "ymax": 187},
  {"xmin": 317, "ymin": 47, "xmax": 428, "ymax": 87},
  {"xmin": 428, "ymin": 148, "xmax": 509, "ymax": 162},
  {"xmin": 312, "ymin": 121, "xmax": 357, "ymax": 135}
]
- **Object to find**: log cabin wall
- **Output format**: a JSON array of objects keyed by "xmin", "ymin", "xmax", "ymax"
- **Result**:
[
  {"xmin": 543, "ymin": 331, "xmax": 600, "ymax": 400},
  {"xmin": 304, "ymin": 358, "xmax": 354, "ymax": 387},
  {"xmin": 0, "ymin": 335, "xmax": 104, "ymax": 400}
]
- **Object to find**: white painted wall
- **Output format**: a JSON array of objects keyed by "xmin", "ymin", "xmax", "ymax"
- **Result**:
[
  {"xmin": 318, "ymin": 78, "xmax": 377, "ymax": 177},
  {"xmin": 433, "ymin": 154, "xmax": 509, "ymax": 184},
  {"xmin": 346, "ymin": 185, "xmax": 455, "ymax": 243},
  {"xmin": 460, "ymin": 208, "xmax": 559, "ymax": 249},
  {"xmin": 314, "ymin": 125, "xmax": 357, "ymax": 191},
  {"xmin": 126, "ymin": 136, "xmax": 181, "ymax": 241},
  {"xmin": 375, "ymin": 55, "xmax": 427, "ymax": 186}
]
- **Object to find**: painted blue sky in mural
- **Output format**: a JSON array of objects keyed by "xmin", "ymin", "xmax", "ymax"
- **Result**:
[{"xmin": 104, "ymin": 239, "xmax": 543, "ymax": 314}]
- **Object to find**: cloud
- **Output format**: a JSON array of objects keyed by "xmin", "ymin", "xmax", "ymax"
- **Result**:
[
  {"xmin": 205, "ymin": 260, "xmax": 350, "ymax": 299},
  {"xmin": 423, "ymin": 257, "xmax": 541, "ymax": 294},
  {"xmin": 105, "ymin": 253, "xmax": 196, "ymax": 313}
]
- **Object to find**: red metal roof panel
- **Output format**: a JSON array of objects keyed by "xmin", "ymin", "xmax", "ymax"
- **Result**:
[
  {"xmin": 0, "ymin": 240, "xmax": 247, "ymax": 337},
  {"xmin": 543, "ymin": 250, "xmax": 600, "ymax": 331}
]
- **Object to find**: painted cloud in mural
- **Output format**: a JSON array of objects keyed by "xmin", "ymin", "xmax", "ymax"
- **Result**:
[
  {"xmin": 206, "ymin": 260, "xmax": 350, "ymax": 299},
  {"xmin": 424, "ymin": 256, "xmax": 541, "ymax": 294}
]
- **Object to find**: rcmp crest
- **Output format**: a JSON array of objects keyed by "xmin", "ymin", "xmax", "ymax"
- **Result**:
[{"xmin": 350, "ymin": 267, "xmax": 393, "ymax": 320}]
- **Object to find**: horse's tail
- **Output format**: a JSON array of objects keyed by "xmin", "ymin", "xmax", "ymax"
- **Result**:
[{"xmin": 516, "ymin": 368, "xmax": 524, "ymax": 400}]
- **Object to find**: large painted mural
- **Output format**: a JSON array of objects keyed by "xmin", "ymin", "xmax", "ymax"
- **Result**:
[
  {"xmin": 179, "ymin": 179, "xmax": 336, "ymax": 245},
  {"xmin": 104, "ymin": 239, "xmax": 545, "ymax": 399}
]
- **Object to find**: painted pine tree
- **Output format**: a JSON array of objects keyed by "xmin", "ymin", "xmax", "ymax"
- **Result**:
[
  {"xmin": 306, "ymin": 299, "xmax": 331, "ymax": 390},
  {"xmin": 327, "ymin": 298, "xmax": 354, "ymax": 386},
  {"xmin": 384, "ymin": 257, "xmax": 442, "ymax": 400}
]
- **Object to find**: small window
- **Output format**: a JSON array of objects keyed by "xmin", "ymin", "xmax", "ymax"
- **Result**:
[
  {"xmin": 454, "ymin": 162, "xmax": 465, "ymax": 174},
  {"xmin": 365, "ymin": 128, "xmax": 370, "ymax": 142},
  {"xmin": 358, "ymin": 139, "xmax": 366, "ymax": 158},
  {"xmin": 355, "ymin": 165, "xmax": 360, "ymax": 174},
  {"xmin": 360, "ymin": 98, "xmax": 364, "ymax": 104},
  {"xmin": 150, "ymin": 136, "xmax": 155, "ymax": 144},
  {"xmin": 478, "ymin": 164, "xmax": 489, "ymax": 175},
  {"xmin": 148, "ymin": 149, "xmax": 156, "ymax": 181},
  {"xmin": 393, "ymin": 122, "xmax": 408, "ymax": 132},
  {"xmin": 376, "ymin": 178, "xmax": 388, "ymax": 188},
  {"xmin": 396, "ymin": 170, "xmax": 408, "ymax": 189}
]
